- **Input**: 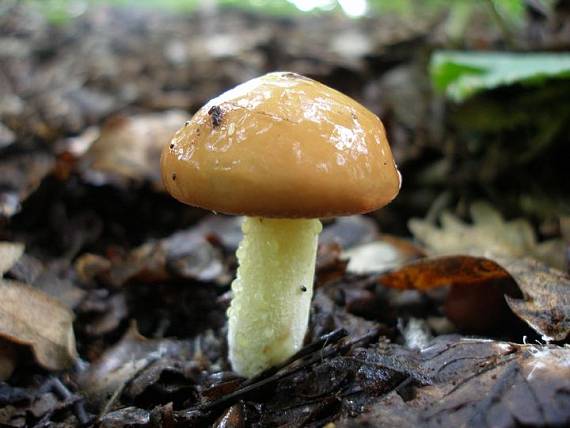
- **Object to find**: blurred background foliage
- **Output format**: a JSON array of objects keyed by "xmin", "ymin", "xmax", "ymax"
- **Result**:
[
  {"xmin": 2, "ymin": 0, "xmax": 569, "ymax": 240},
  {"xmin": 22, "ymin": 0, "xmax": 548, "ymax": 25}
]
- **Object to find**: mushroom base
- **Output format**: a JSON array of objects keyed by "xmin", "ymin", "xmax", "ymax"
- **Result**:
[{"xmin": 228, "ymin": 217, "xmax": 322, "ymax": 377}]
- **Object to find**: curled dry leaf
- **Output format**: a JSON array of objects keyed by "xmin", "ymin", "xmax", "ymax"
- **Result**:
[
  {"xmin": 378, "ymin": 255, "xmax": 511, "ymax": 291},
  {"xmin": 378, "ymin": 255, "xmax": 520, "ymax": 332},
  {"xmin": 378, "ymin": 254, "xmax": 570, "ymax": 339},
  {"xmin": 498, "ymin": 256, "xmax": 570, "ymax": 341},
  {"xmin": 0, "ymin": 242, "xmax": 77, "ymax": 372},
  {"xmin": 81, "ymin": 110, "xmax": 189, "ymax": 190},
  {"xmin": 0, "ymin": 280, "xmax": 77, "ymax": 371},
  {"xmin": 77, "ymin": 324, "xmax": 191, "ymax": 409},
  {"xmin": 409, "ymin": 201, "xmax": 566, "ymax": 270}
]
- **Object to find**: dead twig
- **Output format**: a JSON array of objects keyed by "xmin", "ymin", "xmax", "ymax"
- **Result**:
[{"xmin": 199, "ymin": 328, "xmax": 379, "ymax": 412}]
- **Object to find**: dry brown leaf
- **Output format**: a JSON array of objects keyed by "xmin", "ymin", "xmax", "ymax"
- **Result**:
[
  {"xmin": 378, "ymin": 255, "xmax": 511, "ymax": 291},
  {"xmin": 0, "ymin": 242, "xmax": 24, "ymax": 380},
  {"xmin": 82, "ymin": 110, "xmax": 189, "ymax": 190},
  {"xmin": 82, "ymin": 221, "xmax": 229, "ymax": 287},
  {"xmin": 378, "ymin": 254, "xmax": 570, "ymax": 339},
  {"xmin": 409, "ymin": 201, "xmax": 565, "ymax": 270},
  {"xmin": 77, "ymin": 324, "xmax": 190, "ymax": 409},
  {"xmin": 0, "ymin": 241, "xmax": 24, "ymax": 275},
  {"xmin": 499, "ymin": 256, "xmax": 570, "ymax": 341},
  {"xmin": 338, "ymin": 337, "xmax": 570, "ymax": 427},
  {"xmin": 378, "ymin": 255, "xmax": 519, "ymax": 332},
  {"xmin": 0, "ymin": 242, "xmax": 77, "ymax": 372},
  {"xmin": 0, "ymin": 280, "xmax": 78, "ymax": 371}
]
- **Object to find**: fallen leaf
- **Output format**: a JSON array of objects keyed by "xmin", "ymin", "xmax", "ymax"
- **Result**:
[
  {"xmin": 77, "ymin": 324, "xmax": 191, "ymax": 409},
  {"xmin": 81, "ymin": 110, "xmax": 189, "ymax": 190},
  {"xmin": 0, "ymin": 153, "xmax": 55, "ymax": 219},
  {"xmin": 0, "ymin": 384, "xmax": 64, "ymax": 428},
  {"xmin": 344, "ymin": 236, "xmax": 424, "ymax": 275},
  {"xmin": 99, "ymin": 406, "xmax": 150, "ymax": 428},
  {"xmin": 193, "ymin": 215, "xmax": 244, "ymax": 252},
  {"xmin": 320, "ymin": 215, "xmax": 379, "ymax": 249},
  {"xmin": 100, "ymin": 225, "xmax": 228, "ymax": 287},
  {"xmin": 0, "ymin": 280, "xmax": 77, "ymax": 371},
  {"xmin": 0, "ymin": 242, "xmax": 77, "ymax": 372},
  {"xmin": 73, "ymin": 215, "xmax": 235, "ymax": 288},
  {"xmin": 378, "ymin": 254, "xmax": 570, "ymax": 339},
  {"xmin": 9, "ymin": 255, "xmax": 85, "ymax": 309},
  {"xmin": 0, "ymin": 338, "xmax": 17, "ymax": 381},
  {"xmin": 74, "ymin": 253, "xmax": 112, "ymax": 284},
  {"xmin": 378, "ymin": 255, "xmax": 511, "ymax": 291},
  {"xmin": 213, "ymin": 403, "xmax": 246, "ymax": 428},
  {"xmin": 409, "ymin": 201, "xmax": 566, "ymax": 270},
  {"xmin": 337, "ymin": 337, "xmax": 570, "ymax": 427},
  {"xmin": 431, "ymin": 51, "xmax": 570, "ymax": 102},
  {"xmin": 378, "ymin": 255, "xmax": 520, "ymax": 332},
  {"xmin": 0, "ymin": 242, "xmax": 24, "ymax": 275},
  {"xmin": 311, "ymin": 289, "xmax": 379, "ymax": 341},
  {"xmin": 123, "ymin": 358, "xmax": 199, "ymax": 407},
  {"xmin": 82, "ymin": 293, "xmax": 128, "ymax": 337},
  {"xmin": 5, "ymin": 253, "xmax": 43, "ymax": 284},
  {"xmin": 500, "ymin": 256, "xmax": 570, "ymax": 341},
  {"xmin": 316, "ymin": 242, "xmax": 348, "ymax": 287}
]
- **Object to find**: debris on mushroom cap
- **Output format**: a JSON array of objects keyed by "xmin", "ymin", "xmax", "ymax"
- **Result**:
[{"xmin": 161, "ymin": 72, "xmax": 401, "ymax": 218}]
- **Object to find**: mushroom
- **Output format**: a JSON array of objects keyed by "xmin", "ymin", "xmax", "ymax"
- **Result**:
[{"xmin": 161, "ymin": 72, "xmax": 401, "ymax": 377}]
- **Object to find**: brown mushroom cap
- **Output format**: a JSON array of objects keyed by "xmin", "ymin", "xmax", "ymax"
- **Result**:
[{"xmin": 161, "ymin": 72, "xmax": 401, "ymax": 218}]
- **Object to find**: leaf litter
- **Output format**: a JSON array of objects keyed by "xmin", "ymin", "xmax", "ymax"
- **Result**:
[
  {"xmin": 0, "ymin": 2, "xmax": 569, "ymax": 427},
  {"xmin": 80, "ymin": 111, "xmax": 189, "ymax": 191},
  {"xmin": 409, "ymin": 201, "xmax": 566, "ymax": 270},
  {"xmin": 403, "ymin": 202, "xmax": 569, "ymax": 340},
  {"xmin": 0, "ymin": 242, "xmax": 77, "ymax": 374},
  {"xmin": 336, "ymin": 337, "xmax": 570, "ymax": 427}
]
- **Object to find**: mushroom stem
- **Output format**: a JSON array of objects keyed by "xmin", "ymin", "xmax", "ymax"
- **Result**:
[{"xmin": 228, "ymin": 217, "xmax": 322, "ymax": 377}]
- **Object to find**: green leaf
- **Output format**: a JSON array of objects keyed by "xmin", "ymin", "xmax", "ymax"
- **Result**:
[
  {"xmin": 431, "ymin": 51, "xmax": 570, "ymax": 102},
  {"xmin": 490, "ymin": 0, "xmax": 526, "ymax": 29}
]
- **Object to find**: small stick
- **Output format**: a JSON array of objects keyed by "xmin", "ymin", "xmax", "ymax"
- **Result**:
[
  {"xmin": 242, "ymin": 328, "xmax": 349, "ymax": 387},
  {"xmin": 39, "ymin": 377, "xmax": 91, "ymax": 426},
  {"xmin": 200, "ymin": 328, "xmax": 378, "ymax": 412}
]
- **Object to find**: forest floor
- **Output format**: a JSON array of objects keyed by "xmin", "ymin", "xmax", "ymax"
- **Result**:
[{"xmin": 0, "ymin": 2, "xmax": 569, "ymax": 427}]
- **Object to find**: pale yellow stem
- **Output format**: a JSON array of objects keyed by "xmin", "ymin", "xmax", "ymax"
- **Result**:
[{"xmin": 227, "ymin": 217, "xmax": 322, "ymax": 377}]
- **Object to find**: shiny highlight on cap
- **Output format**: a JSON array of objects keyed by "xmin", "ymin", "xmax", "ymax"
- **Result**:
[{"xmin": 161, "ymin": 72, "xmax": 401, "ymax": 218}]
